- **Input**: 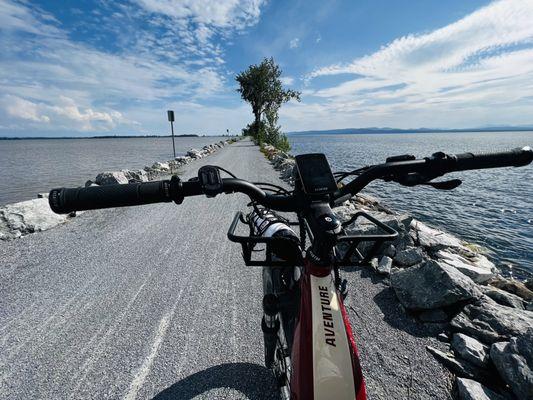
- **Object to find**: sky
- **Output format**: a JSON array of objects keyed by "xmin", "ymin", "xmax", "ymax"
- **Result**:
[{"xmin": 1, "ymin": 0, "xmax": 533, "ymax": 137}]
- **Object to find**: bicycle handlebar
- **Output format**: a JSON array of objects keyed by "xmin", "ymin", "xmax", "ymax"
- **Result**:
[
  {"xmin": 49, "ymin": 177, "xmax": 298, "ymax": 214},
  {"xmin": 336, "ymin": 146, "xmax": 532, "ymax": 199},
  {"xmin": 49, "ymin": 146, "xmax": 532, "ymax": 214},
  {"xmin": 453, "ymin": 147, "xmax": 532, "ymax": 171}
]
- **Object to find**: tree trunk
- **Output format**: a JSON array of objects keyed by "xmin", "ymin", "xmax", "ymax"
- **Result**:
[{"xmin": 253, "ymin": 108, "xmax": 261, "ymax": 140}]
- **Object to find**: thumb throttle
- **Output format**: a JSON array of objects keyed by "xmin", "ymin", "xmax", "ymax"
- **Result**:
[{"xmin": 198, "ymin": 165, "xmax": 223, "ymax": 197}]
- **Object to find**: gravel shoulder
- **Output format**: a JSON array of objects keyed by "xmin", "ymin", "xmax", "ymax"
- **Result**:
[{"xmin": 0, "ymin": 139, "xmax": 452, "ymax": 399}]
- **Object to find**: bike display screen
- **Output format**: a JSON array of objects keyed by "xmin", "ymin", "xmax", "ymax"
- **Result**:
[{"xmin": 295, "ymin": 153, "xmax": 338, "ymax": 195}]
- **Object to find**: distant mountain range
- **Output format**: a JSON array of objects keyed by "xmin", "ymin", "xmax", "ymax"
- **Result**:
[{"xmin": 287, "ymin": 126, "xmax": 533, "ymax": 135}]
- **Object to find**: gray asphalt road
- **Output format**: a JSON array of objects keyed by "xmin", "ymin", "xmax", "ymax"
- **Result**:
[{"xmin": 0, "ymin": 139, "xmax": 452, "ymax": 400}]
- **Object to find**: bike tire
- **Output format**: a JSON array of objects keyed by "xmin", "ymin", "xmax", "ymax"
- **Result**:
[{"xmin": 262, "ymin": 266, "xmax": 281, "ymax": 368}]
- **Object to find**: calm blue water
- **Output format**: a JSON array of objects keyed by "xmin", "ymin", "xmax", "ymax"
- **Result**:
[
  {"xmin": 289, "ymin": 132, "xmax": 533, "ymax": 279},
  {"xmin": 0, "ymin": 137, "xmax": 221, "ymax": 206}
]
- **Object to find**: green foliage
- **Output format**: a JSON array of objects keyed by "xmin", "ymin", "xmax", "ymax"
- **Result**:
[{"xmin": 236, "ymin": 57, "xmax": 300, "ymax": 151}]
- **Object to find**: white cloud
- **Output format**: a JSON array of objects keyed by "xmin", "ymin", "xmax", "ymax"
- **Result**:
[
  {"xmin": 3, "ymin": 95, "xmax": 50, "ymax": 123},
  {"xmin": 280, "ymin": 76, "xmax": 295, "ymax": 85},
  {"xmin": 299, "ymin": 0, "xmax": 533, "ymax": 129},
  {"xmin": 0, "ymin": 0, "xmax": 265, "ymax": 134},
  {"xmin": 135, "ymin": 0, "xmax": 264, "ymax": 28},
  {"xmin": 0, "ymin": 95, "xmax": 127, "ymax": 131},
  {"xmin": 0, "ymin": 0, "xmax": 61, "ymax": 37},
  {"xmin": 289, "ymin": 38, "xmax": 300, "ymax": 49}
]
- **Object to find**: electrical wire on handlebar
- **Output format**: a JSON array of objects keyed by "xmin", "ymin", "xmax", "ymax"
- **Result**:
[
  {"xmin": 333, "ymin": 166, "xmax": 371, "ymax": 183},
  {"xmin": 251, "ymin": 182, "xmax": 292, "ymax": 195}
]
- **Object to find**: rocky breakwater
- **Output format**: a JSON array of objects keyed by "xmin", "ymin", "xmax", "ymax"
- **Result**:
[
  {"xmin": 88, "ymin": 140, "xmax": 233, "ymax": 185},
  {"xmin": 0, "ymin": 139, "xmax": 236, "ymax": 240},
  {"xmin": 262, "ymin": 144, "xmax": 533, "ymax": 400}
]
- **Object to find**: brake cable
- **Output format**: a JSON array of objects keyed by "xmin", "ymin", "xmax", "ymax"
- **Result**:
[
  {"xmin": 251, "ymin": 182, "xmax": 292, "ymax": 194},
  {"xmin": 334, "ymin": 166, "xmax": 371, "ymax": 183},
  {"xmin": 214, "ymin": 166, "xmax": 238, "ymax": 178}
]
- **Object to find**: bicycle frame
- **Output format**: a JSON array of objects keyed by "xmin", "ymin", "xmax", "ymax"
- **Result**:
[
  {"xmin": 227, "ymin": 208, "xmax": 389, "ymax": 399},
  {"xmin": 291, "ymin": 258, "xmax": 366, "ymax": 400}
]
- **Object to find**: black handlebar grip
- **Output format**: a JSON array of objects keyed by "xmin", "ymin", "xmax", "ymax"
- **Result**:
[
  {"xmin": 49, "ymin": 181, "xmax": 173, "ymax": 214},
  {"xmin": 453, "ymin": 146, "xmax": 533, "ymax": 172}
]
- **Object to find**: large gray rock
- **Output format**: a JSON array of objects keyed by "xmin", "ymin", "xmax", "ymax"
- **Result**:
[
  {"xmin": 334, "ymin": 201, "xmax": 358, "ymax": 222},
  {"xmin": 95, "ymin": 171, "xmax": 129, "ymax": 185},
  {"xmin": 392, "ymin": 232, "xmax": 415, "ymax": 251},
  {"xmin": 187, "ymin": 148, "xmax": 203, "ymax": 159},
  {"xmin": 151, "ymin": 161, "xmax": 170, "ymax": 171},
  {"xmin": 436, "ymin": 250, "xmax": 494, "ymax": 283},
  {"xmin": 481, "ymin": 286, "xmax": 525, "ymax": 309},
  {"xmin": 451, "ymin": 298, "xmax": 533, "ymax": 343},
  {"xmin": 451, "ymin": 333, "xmax": 489, "ymax": 367},
  {"xmin": 391, "ymin": 260, "xmax": 482, "ymax": 310},
  {"xmin": 270, "ymin": 153, "xmax": 287, "ymax": 168},
  {"xmin": 410, "ymin": 219, "xmax": 464, "ymax": 250},
  {"xmin": 466, "ymin": 253, "xmax": 496, "ymax": 272},
  {"xmin": 394, "ymin": 246, "xmax": 424, "ymax": 266},
  {"xmin": 122, "ymin": 169, "xmax": 148, "ymax": 183},
  {"xmin": 371, "ymin": 211, "xmax": 411, "ymax": 234},
  {"xmin": 490, "ymin": 330, "xmax": 533, "ymax": 400},
  {"xmin": 487, "ymin": 277, "xmax": 533, "ymax": 301},
  {"xmin": 174, "ymin": 156, "xmax": 190, "ymax": 164},
  {"xmin": 426, "ymin": 346, "xmax": 492, "ymax": 381},
  {"xmin": 377, "ymin": 255, "xmax": 392, "ymax": 275},
  {"xmin": 456, "ymin": 378, "xmax": 505, "ymax": 400},
  {"xmin": 278, "ymin": 159, "xmax": 296, "ymax": 180},
  {"xmin": 0, "ymin": 198, "xmax": 69, "ymax": 239},
  {"xmin": 383, "ymin": 244, "xmax": 396, "ymax": 258}
]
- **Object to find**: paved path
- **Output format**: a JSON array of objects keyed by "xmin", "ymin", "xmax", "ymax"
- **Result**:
[{"xmin": 0, "ymin": 139, "xmax": 452, "ymax": 399}]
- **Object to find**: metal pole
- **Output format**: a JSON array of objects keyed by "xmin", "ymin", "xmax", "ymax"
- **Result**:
[
  {"xmin": 167, "ymin": 110, "xmax": 176, "ymax": 160},
  {"xmin": 171, "ymin": 120, "xmax": 176, "ymax": 159}
]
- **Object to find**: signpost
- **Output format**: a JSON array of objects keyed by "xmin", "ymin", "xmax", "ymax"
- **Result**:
[{"xmin": 167, "ymin": 110, "xmax": 176, "ymax": 159}]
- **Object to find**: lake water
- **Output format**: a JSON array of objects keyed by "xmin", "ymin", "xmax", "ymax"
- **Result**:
[
  {"xmin": 0, "ymin": 137, "xmax": 221, "ymax": 205},
  {"xmin": 289, "ymin": 131, "xmax": 533, "ymax": 279},
  {"xmin": 1, "ymin": 132, "xmax": 531, "ymax": 278}
]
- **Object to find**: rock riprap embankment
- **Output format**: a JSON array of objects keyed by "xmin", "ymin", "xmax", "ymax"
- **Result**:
[
  {"xmin": 261, "ymin": 143, "xmax": 533, "ymax": 400},
  {"xmin": 0, "ymin": 139, "xmax": 236, "ymax": 240}
]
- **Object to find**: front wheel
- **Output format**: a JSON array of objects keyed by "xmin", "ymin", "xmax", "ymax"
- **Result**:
[
  {"xmin": 262, "ymin": 266, "xmax": 283, "ymax": 368},
  {"xmin": 262, "ymin": 266, "xmax": 298, "ymax": 399}
]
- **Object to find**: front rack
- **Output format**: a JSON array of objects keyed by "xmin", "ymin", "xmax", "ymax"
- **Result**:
[
  {"xmin": 227, "ymin": 211, "xmax": 302, "ymax": 266},
  {"xmin": 227, "ymin": 210, "xmax": 398, "ymax": 267},
  {"xmin": 334, "ymin": 211, "xmax": 398, "ymax": 266}
]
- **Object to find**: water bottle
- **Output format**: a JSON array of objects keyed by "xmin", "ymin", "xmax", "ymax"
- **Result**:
[{"xmin": 249, "ymin": 208, "xmax": 301, "ymax": 262}]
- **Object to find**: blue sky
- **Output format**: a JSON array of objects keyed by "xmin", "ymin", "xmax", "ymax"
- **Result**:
[{"xmin": 1, "ymin": 0, "xmax": 532, "ymax": 136}]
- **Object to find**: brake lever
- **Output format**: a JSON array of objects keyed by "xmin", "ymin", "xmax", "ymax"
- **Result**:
[
  {"xmin": 421, "ymin": 179, "xmax": 462, "ymax": 190},
  {"xmin": 388, "ymin": 172, "xmax": 461, "ymax": 190}
]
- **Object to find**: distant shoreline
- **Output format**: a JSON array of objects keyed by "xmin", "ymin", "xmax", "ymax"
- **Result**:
[
  {"xmin": 2, "ymin": 128, "xmax": 532, "ymax": 140},
  {"xmin": 288, "ymin": 127, "xmax": 533, "ymax": 135},
  {"xmin": 0, "ymin": 134, "xmax": 223, "ymax": 140}
]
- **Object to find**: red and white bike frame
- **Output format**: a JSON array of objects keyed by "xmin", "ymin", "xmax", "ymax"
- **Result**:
[{"xmin": 290, "ymin": 259, "xmax": 367, "ymax": 400}]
